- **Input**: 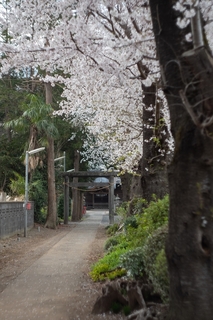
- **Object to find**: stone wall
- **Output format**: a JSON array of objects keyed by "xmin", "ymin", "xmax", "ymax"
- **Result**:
[{"xmin": 0, "ymin": 201, "xmax": 34, "ymax": 239}]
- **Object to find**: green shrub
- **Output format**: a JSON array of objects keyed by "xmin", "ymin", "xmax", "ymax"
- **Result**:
[
  {"xmin": 119, "ymin": 247, "xmax": 144, "ymax": 279},
  {"xmin": 128, "ymin": 196, "xmax": 148, "ymax": 215},
  {"xmin": 9, "ymin": 172, "xmax": 25, "ymax": 196},
  {"xmin": 116, "ymin": 201, "xmax": 129, "ymax": 218},
  {"xmin": 90, "ymin": 266, "xmax": 126, "ymax": 282},
  {"xmin": 29, "ymin": 168, "xmax": 48, "ymax": 224},
  {"xmin": 106, "ymin": 223, "xmax": 119, "ymax": 236},
  {"xmin": 57, "ymin": 194, "xmax": 64, "ymax": 219},
  {"xmin": 142, "ymin": 224, "xmax": 169, "ymax": 302},
  {"xmin": 90, "ymin": 248, "xmax": 128, "ymax": 281},
  {"xmin": 39, "ymin": 207, "xmax": 47, "ymax": 224},
  {"xmin": 90, "ymin": 195, "xmax": 169, "ymax": 289},
  {"xmin": 104, "ymin": 235, "xmax": 120, "ymax": 251},
  {"xmin": 132, "ymin": 195, "xmax": 169, "ymax": 248},
  {"xmin": 154, "ymin": 248, "xmax": 169, "ymax": 302},
  {"xmin": 124, "ymin": 216, "xmax": 138, "ymax": 229},
  {"xmin": 111, "ymin": 302, "xmax": 122, "ymax": 314},
  {"xmin": 90, "ymin": 263, "xmax": 110, "ymax": 281},
  {"xmin": 123, "ymin": 305, "xmax": 131, "ymax": 316}
]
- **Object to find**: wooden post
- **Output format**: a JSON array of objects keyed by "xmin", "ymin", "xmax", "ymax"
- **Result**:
[
  {"xmin": 109, "ymin": 175, "xmax": 114, "ymax": 224},
  {"xmin": 64, "ymin": 175, "xmax": 69, "ymax": 224}
]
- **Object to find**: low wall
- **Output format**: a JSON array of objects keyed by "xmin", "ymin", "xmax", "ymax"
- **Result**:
[{"xmin": 0, "ymin": 201, "xmax": 34, "ymax": 239}]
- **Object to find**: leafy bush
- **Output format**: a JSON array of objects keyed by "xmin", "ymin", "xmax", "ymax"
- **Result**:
[
  {"xmin": 119, "ymin": 247, "xmax": 144, "ymax": 279},
  {"xmin": 142, "ymin": 224, "xmax": 169, "ymax": 302},
  {"xmin": 115, "ymin": 201, "xmax": 129, "ymax": 217},
  {"xmin": 123, "ymin": 305, "xmax": 131, "ymax": 316},
  {"xmin": 90, "ymin": 248, "xmax": 128, "ymax": 281},
  {"xmin": 57, "ymin": 194, "xmax": 64, "ymax": 219},
  {"xmin": 104, "ymin": 235, "xmax": 120, "ymax": 252},
  {"xmin": 90, "ymin": 265, "xmax": 126, "ymax": 282},
  {"xmin": 128, "ymin": 196, "xmax": 148, "ymax": 216},
  {"xmin": 154, "ymin": 249, "xmax": 169, "ymax": 302},
  {"xmin": 106, "ymin": 223, "xmax": 119, "ymax": 236},
  {"xmin": 124, "ymin": 216, "xmax": 138, "ymax": 229},
  {"xmin": 29, "ymin": 168, "xmax": 48, "ymax": 223},
  {"xmin": 132, "ymin": 195, "xmax": 169, "ymax": 248},
  {"xmin": 9, "ymin": 172, "xmax": 25, "ymax": 196},
  {"xmin": 111, "ymin": 302, "xmax": 123, "ymax": 314},
  {"xmin": 90, "ymin": 195, "xmax": 169, "ymax": 289}
]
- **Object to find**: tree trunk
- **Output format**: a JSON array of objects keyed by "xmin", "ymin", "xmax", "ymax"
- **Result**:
[
  {"xmin": 121, "ymin": 83, "xmax": 169, "ymax": 203},
  {"xmin": 140, "ymin": 84, "xmax": 169, "ymax": 201},
  {"xmin": 120, "ymin": 172, "xmax": 131, "ymax": 202},
  {"xmin": 72, "ymin": 150, "xmax": 80, "ymax": 221},
  {"xmin": 123, "ymin": 62, "xmax": 169, "ymax": 203},
  {"xmin": 149, "ymin": 1, "xmax": 213, "ymax": 319},
  {"xmin": 44, "ymin": 82, "xmax": 57, "ymax": 229}
]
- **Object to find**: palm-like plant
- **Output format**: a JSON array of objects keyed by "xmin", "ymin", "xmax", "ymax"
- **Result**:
[{"xmin": 5, "ymin": 91, "xmax": 59, "ymax": 228}]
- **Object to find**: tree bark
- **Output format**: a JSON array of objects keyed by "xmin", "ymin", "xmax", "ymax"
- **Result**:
[
  {"xmin": 121, "ymin": 83, "xmax": 169, "ymax": 203},
  {"xmin": 149, "ymin": 1, "xmax": 213, "ymax": 319},
  {"xmin": 140, "ymin": 84, "xmax": 169, "ymax": 202},
  {"xmin": 44, "ymin": 82, "xmax": 57, "ymax": 229},
  {"xmin": 72, "ymin": 150, "xmax": 80, "ymax": 221}
]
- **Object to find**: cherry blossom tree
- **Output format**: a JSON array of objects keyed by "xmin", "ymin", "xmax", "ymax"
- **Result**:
[
  {"xmin": 0, "ymin": 0, "xmax": 170, "ymax": 217},
  {"xmin": 1, "ymin": 0, "xmax": 213, "ymax": 316},
  {"xmin": 0, "ymin": 0, "xmax": 78, "ymax": 228},
  {"xmin": 55, "ymin": 1, "xmax": 171, "ymax": 199},
  {"xmin": 149, "ymin": 0, "xmax": 213, "ymax": 319},
  {"xmin": 0, "ymin": 1, "xmax": 171, "ymax": 172}
]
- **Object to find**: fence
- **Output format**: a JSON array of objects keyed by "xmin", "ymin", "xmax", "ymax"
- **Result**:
[{"xmin": 0, "ymin": 201, "xmax": 34, "ymax": 239}]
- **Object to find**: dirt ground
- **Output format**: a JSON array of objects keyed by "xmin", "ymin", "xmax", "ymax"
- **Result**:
[{"xmin": 0, "ymin": 223, "xmax": 125, "ymax": 319}]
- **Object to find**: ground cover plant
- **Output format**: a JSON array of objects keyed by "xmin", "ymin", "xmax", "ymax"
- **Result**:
[{"xmin": 90, "ymin": 195, "xmax": 169, "ymax": 301}]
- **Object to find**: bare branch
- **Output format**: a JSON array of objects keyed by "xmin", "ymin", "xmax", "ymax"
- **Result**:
[{"xmin": 179, "ymin": 90, "xmax": 200, "ymax": 126}]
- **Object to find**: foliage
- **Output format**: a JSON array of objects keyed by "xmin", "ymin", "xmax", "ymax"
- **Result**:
[
  {"xmin": 9, "ymin": 167, "xmax": 48, "ymax": 224},
  {"xmin": 90, "ymin": 195, "xmax": 169, "ymax": 288},
  {"xmin": 132, "ymin": 197, "xmax": 148, "ymax": 214},
  {"xmin": 128, "ymin": 196, "xmax": 148, "ymax": 216},
  {"xmin": 90, "ymin": 248, "xmax": 128, "ymax": 281},
  {"xmin": 57, "ymin": 194, "xmax": 64, "ymax": 220},
  {"xmin": 106, "ymin": 223, "xmax": 119, "ymax": 236},
  {"xmin": 122, "ymin": 305, "xmax": 131, "ymax": 316},
  {"xmin": 132, "ymin": 195, "xmax": 169, "ymax": 248},
  {"xmin": 111, "ymin": 302, "xmax": 122, "ymax": 314},
  {"xmin": 9, "ymin": 172, "xmax": 25, "ymax": 196},
  {"xmin": 104, "ymin": 235, "xmax": 120, "ymax": 252},
  {"xmin": 0, "ymin": 129, "xmax": 25, "ymax": 193},
  {"xmin": 115, "ymin": 201, "xmax": 129, "ymax": 218},
  {"xmin": 0, "ymin": 0, "xmax": 178, "ymax": 171},
  {"xmin": 142, "ymin": 224, "xmax": 169, "ymax": 302},
  {"xmin": 5, "ymin": 93, "xmax": 59, "ymax": 142},
  {"xmin": 38, "ymin": 207, "xmax": 48, "ymax": 224},
  {"xmin": 119, "ymin": 247, "xmax": 145, "ymax": 279},
  {"xmin": 124, "ymin": 216, "xmax": 138, "ymax": 230},
  {"xmin": 29, "ymin": 168, "xmax": 48, "ymax": 224},
  {"xmin": 154, "ymin": 249, "xmax": 169, "ymax": 301}
]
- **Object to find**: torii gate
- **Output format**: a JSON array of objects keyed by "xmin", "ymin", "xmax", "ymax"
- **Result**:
[{"xmin": 62, "ymin": 171, "xmax": 118, "ymax": 225}]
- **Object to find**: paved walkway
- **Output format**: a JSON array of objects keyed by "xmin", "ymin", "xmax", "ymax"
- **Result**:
[{"xmin": 0, "ymin": 210, "xmax": 110, "ymax": 320}]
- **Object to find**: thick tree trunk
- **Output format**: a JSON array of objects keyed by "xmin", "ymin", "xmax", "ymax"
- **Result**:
[
  {"xmin": 140, "ymin": 84, "xmax": 168, "ymax": 201},
  {"xmin": 44, "ymin": 82, "xmax": 57, "ymax": 229},
  {"xmin": 121, "ymin": 84, "xmax": 169, "ymax": 203},
  {"xmin": 149, "ymin": 1, "xmax": 213, "ymax": 319},
  {"xmin": 120, "ymin": 172, "xmax": 132, "ymax": 202}
]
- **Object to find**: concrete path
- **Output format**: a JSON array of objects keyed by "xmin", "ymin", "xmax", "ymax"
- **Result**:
[{"xmin": 0, "ymin": 210, "xmax": 110, "ymax": 320}]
